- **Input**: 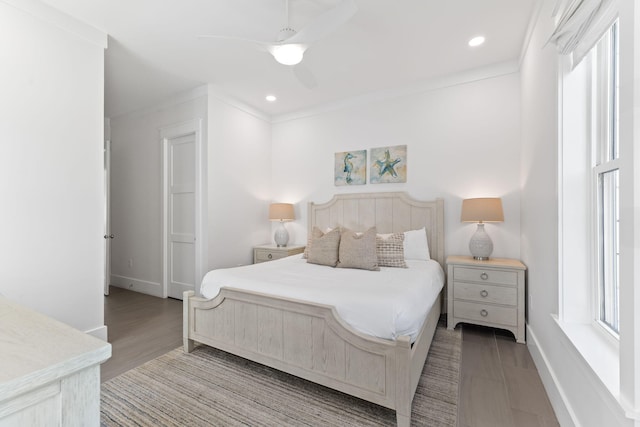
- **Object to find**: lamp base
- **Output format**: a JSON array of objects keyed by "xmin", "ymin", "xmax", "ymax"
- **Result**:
[
  {"xmin": 274, "ymin": 222, "xmax": 289, "ymax": 247},
  {"xmin": 469, "ymin": 223, "xmax": 493, "ymax": 260}
]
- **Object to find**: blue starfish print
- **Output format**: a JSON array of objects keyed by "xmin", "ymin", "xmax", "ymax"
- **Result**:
[{"xmin": 375, "ymin": 150, "xmax": 401, "ymax": 177}]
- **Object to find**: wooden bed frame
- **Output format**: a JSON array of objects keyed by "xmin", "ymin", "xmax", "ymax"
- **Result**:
[{"xmin": 183, "ymin": 192, "xmax": 445, "ymax": 426}]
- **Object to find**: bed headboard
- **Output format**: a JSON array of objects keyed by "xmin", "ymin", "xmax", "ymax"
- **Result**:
[{"xmin": 308, "ymin": 192, "xmax": 445, "ymax": 269}]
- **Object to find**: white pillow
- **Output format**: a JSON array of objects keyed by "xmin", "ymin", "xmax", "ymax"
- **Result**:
[{"xmin": 403, "ymin": 227, "xmax": 430, "ymax": 260}]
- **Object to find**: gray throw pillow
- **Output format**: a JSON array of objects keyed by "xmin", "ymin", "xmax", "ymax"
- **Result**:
[
  {"xmin": 303, "ymin": 226, "xmax": 326, "ymax": 259},
  {"xmin": 307, "ymin": 227, "xmax": 341, "ymax": 267},
  {"xmin": 337, "ymin": 227, "xmax": 380, "ymax": 271}
]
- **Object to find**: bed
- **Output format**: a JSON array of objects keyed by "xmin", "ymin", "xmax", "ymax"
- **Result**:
[{"xmin": 183, "ymin": 192, "xmax": 445, "ymax": 427}]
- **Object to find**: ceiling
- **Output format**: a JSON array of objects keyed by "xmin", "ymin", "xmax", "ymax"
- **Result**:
[{"xmin": 40, "ymin": 0, "xmax": 537, "ymax": 119}]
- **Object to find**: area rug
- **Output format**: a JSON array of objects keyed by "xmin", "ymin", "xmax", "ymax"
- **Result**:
[{"xmin": 101, "ymin": 321, "xmax": 461, "ymax": 426}]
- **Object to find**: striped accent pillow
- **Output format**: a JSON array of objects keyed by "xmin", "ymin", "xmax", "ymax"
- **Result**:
[{"xmin": 376, "ymin": 233, "xmax": 407, "ymax": 268}]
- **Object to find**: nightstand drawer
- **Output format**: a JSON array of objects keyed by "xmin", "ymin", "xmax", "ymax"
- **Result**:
[
  {"xmin": 453, "ymin": 282, "xmax": 517, "ymax": 306},
  {"xmin": 253, "ymin": 245, "xmax": 305, "ymax": 264},
  {"xmin": 453, "ymin": 266, "xmax": 518, "ymax": 286},
  {"xmin": 453, "ymin": 301, "xmax": 517, "ymax": 326},
  {"xmin": 254, "ymin": 249, "xmax": 287, "ymax": 263}
]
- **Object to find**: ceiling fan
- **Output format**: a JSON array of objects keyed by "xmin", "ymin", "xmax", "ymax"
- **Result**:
[{"xmin": 199, "ymin": 0, "xmax": 358, "ymax": 88}]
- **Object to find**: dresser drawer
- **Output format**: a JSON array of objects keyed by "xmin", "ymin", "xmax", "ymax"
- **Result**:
[
  {"xmin": 453, "ymin": 282, "xmax": 517, "ymax": 306},
  {"xmin": 453, "ymin": 301, "xmax": 518, "ymax": 326},
  {"xmin": 254, "ymin": 249, "xmax": 287, "ymax": 263},
  {"xmin": 453, "ymin": 266, "xmax": 518, "ymax": 286}
]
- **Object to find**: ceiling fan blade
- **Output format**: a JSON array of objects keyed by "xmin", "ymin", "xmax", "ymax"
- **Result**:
[
  {"xmin": 293, "ymin": 63, "xmax": 318, "ymax": 89},
  {"xmin": 198, "ymin": 35, "xmax": 272, "ymax": 52},
  {"xmin": 285, "ymin": 0, "xmax": 358, "ymax": 45}
]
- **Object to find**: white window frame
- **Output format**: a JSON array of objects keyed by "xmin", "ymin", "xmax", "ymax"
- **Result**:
[
  {"xmin": 556, "ymin": 17, "xmax": 621, "ymax": 394},
  {"xmin": 554, "ymin": 0, "xmax": 640, "ymax": 419},
  {"xmin": 590, "ymin": 21, "xmax": 620, "ymax": 338}
]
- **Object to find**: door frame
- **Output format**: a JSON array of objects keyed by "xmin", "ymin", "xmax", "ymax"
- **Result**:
[
  {"xmin": 160, "ymin": 119, "xmax": 204, "ymax": 299},
  {"xmin": 104, "ymin": 138, "xmax": 111, "ymax": 296}
]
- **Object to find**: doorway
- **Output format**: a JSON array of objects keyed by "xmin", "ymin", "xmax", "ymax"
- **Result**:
[{"xmin": 161, "ymin": 120, "xmax": 203, "ymax": 300}]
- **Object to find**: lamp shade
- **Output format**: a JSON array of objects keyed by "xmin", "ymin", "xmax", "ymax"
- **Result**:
[
  {"xmin": 461, "ymin": 198, "xmax": 504, "ymax": 223},
  {"xmin": 269, "ymin": 203, "xmax": 295, "ymax": 221}
]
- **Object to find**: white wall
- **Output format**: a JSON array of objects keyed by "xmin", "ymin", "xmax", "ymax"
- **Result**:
[
  {"xmin": 0, "ymin": 0, "xmax": 107, "ymax": 336},
  {"xmin": 207, "ymin": 89, "xmax": 272, "ymax": 270},
  {"xmin": 109, "ymin": 86, "xmax": 272, "ymax": 297},
  {"xmin": 271, "ymin": 72, "xmax": 522, "ymax": 260},
  {"xmin": 109, "ymin": 88, "xmax": 208, "ymax": 297},
  {"xmin": 519, "ymin": 0, "xmax": 570, "ymax": 422}
]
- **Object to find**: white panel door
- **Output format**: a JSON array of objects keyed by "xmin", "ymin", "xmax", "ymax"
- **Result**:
[{"xmin": 167, "ymin": 134, "xmax": 196, "ymax": 299}]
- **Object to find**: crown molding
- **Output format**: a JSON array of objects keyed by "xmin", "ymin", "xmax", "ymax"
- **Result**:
[
  {"xmin": 109, "ymin": 60, "xmax": 521, "ymax": 125},
  {"xmin": 1, "ymin": 0, "xmax": 106, "ymax": 48},
  {"xmin": 109, "ymin": 85, "xmax": 209, "ymax": 121},
  {"xmin": 207, "ymin": 85, "xmax": 271, "ymax": 123},
  {"xmin": 109, "ymin": 84, "xmax": 272, "ymax": 124},
  {"xmin": 272, "ymin": 60, "xmax": 520, "ymax": 124},
  {"xmin": 519, "ymin": 0, "xmax": 544, "ymax": 68}
]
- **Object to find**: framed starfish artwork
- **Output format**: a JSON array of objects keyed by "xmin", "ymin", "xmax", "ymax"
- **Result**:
[
  {"xmin": 334, "ymin": 150, "xmax": 366, "ymax": 186},
  {"xmin": 370, "ymin": 145, "xmax": 407, "ymax": 184}
]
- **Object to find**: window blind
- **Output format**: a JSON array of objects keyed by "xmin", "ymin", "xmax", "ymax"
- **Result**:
[{"xmin": 547, "ymin": 0, "xmax": 617, "ymax": 68}]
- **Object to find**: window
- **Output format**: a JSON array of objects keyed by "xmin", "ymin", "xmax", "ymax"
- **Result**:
[
  {"xmin": 559, "ymin": 19, "xmax": 620, "ymax": 338},
  {"xmin": 592, "ymin": 22, "xmax": 620, "ymax": 335},
  {"xmin": 551, "ymin": 0, "xmax": 640, "ymax": 410}
]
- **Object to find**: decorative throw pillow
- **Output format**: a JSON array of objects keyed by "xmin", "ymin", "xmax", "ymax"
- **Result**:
[
  {"xmin": 303, "ymin": 227, "xmax": 325, "ymax": 259},
  {"xmin": 337, "ymin": 227, "xmax": 379, "ymax": 271},
  {"xmin": 307, "ymin": 227, "xmax": 341, "ymax": 267},
  {"xmin": 403, "ymin": 227, "xmax": 431, "ymax": 260},
  {"xmin": 376, "ymin": 233, "xmax": 407, "ymax": 268}
]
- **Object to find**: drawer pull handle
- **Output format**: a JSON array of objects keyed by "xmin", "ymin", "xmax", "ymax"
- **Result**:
[
  {"xmin": 480, "ymin": 272, "xmax": 489, "ymax": 280},
  {"xmin": 268, "ymin": 254, "xmax": 273, "ymax": 259},
  {"xmin": 480, "ymin": 309, "xmax": 488, "ymax": 317},
  {"xmin": 480, "ymin": 290, "xmax": 489, "ymax": 298}
]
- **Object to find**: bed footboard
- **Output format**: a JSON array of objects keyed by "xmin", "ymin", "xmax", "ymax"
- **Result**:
[{"xmin": 183, "ymin": 289, "xmax": 441, "ymax": 426}]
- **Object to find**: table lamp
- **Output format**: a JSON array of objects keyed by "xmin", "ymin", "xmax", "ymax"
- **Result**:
[
  {"xmin": 269, "ymin": 203, "xmax": 295, "ymax": 247},
  {"xmin": 461, "ymin": 198, "xmax": 504, "ymax": 260}
]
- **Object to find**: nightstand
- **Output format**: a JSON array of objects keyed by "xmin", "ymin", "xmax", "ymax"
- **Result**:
[
  {"xmin": 253, "ymin": 244, "xmax": 305, "ymax": 264},
  {"xmin": 447, "ymin": 255, "xmax": 527, "ymax": 343}
]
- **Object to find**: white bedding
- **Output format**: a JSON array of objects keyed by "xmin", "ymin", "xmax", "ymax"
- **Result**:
[{"xmin": 200, "ymin": 255, "xmax": 444, "ymax": 342}]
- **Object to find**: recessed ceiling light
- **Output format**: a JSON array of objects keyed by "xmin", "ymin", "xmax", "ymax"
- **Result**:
[
  {"xmin": 468, "ymin": 36, "xmax": 485, "ymax": 47},
  {"xmin": 266, "ymin": 95, "xmax": 277, "ymax": 102}
]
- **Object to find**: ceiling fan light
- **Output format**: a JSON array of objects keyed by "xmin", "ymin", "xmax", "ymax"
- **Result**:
[
  {"xmin": 272, "ymin": 44, "xmax": 305, "ymax": 65},
  {"xmin": 468, "ymin": 36, "xmax": 485, "ymax": 47}
]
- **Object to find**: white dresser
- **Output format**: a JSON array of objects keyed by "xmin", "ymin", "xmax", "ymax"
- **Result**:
[
  {"xmin": 446, "ymin": 255, "xmax": 527, "ymax": 343},
  {"xmin": 0, "ymin": 297, "xmax": 111, "ymax": 426}
]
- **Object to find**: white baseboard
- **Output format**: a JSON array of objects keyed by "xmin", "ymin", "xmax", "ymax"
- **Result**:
[
  {"xmin": 110, "ymin": 274, "xmax": 163, "ymax": 298},
  {"xmin": 528, "ymin": 320, "xmax": 638, "ymax": 427},
  {"xmin": 527, "ymin": 324, "xmax": 577, "ymax": 427},
  {"xmin": 86, "ymin": 325, "xmax": 108, "ymax": 342}
]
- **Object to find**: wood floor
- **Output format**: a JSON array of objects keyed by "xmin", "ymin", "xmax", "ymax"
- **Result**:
[
  {"xmin": 101, "ymin": 286, "xmax": 183, "ymax": 382},
  {"xmin": 102, "ymin": 287, "xmax": 559, "ymax": 426},
  {"xmin": 459, "ymin": 325, "xmax": 559, "ymax": 427}
]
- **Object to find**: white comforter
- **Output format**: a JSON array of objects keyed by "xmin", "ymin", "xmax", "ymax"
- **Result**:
[{"xmin": 200, "ymin": 255, "xmax": 444, "ymax": 342}]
